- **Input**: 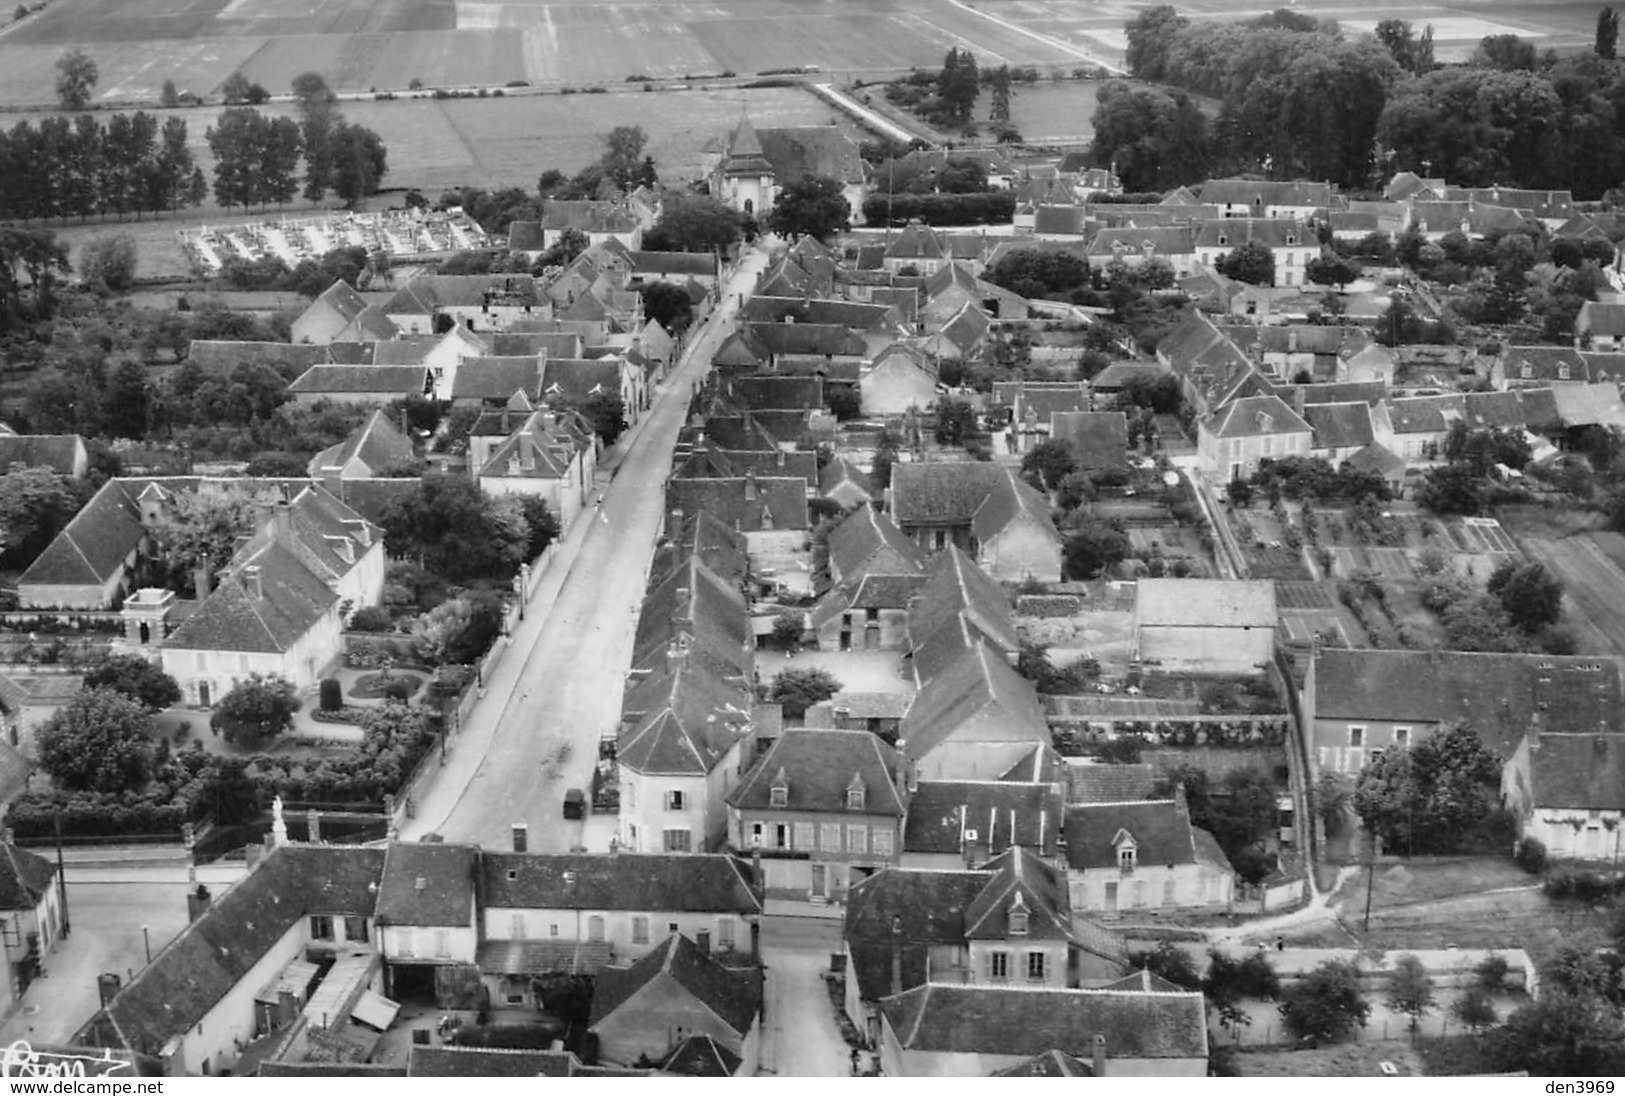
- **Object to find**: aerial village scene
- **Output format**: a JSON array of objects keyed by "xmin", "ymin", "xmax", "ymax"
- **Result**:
[{"xmin": 0, "ymin": 0, "xmax": 1622, "ymax": 1081}]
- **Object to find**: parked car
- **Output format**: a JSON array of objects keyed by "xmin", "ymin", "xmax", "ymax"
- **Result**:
[{"xmin": 562, "ymin": 788, "xmax": 586, "ymax": 820}]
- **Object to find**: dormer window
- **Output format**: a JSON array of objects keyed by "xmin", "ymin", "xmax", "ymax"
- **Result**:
[
  {"xmin": 1217, "ymin": 234, "xmax": 1228, "ymax": 247},
  {"xmin": 770, "ymin": 783, "xmax": 788, "ymax": 808},
  {"xmin": 1286, "ymin": 234, "xmax": 1297, "ymax": 246},
  {"xmin": 1114, "ymin": 828, "xmax": 1138, "ymax": 872},
  {"xmin": 1009, "ymin": 892, "xmax": 1029, "ymax": 935},
  {"xmin": 1521, "ymin": 363, "xmax": 1533, "ymax": 379},
  {"xmin": 846, "ymin": 773, "xmax": 866, "ymax": 811},
  {"xmin": 1119, "ymin": 846, "xmax": 1137, "ymax": 871},
  {"xmin": 1559, "ymin": 364, "xmax": 1571, "ymax": 380}
]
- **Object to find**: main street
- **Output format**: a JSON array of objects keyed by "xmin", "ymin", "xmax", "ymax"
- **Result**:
[{"xmin": 402, "ymin": 243, "xmax": 773, "ymax": 851}]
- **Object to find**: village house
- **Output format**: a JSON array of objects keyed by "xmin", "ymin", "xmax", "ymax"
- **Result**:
[
  {"xmin": 1084, "ymin": 226, "xmax": 1197, "ymax": 278},
  {"xmin": 372, "ymin": 842, "xmax": 481, "ymax": 1004},
  {"xmin": 155, "ymin": 486, "xmax": 386, "ymax": 704},
  {"xmin": 291, "ymin": 281, "xmax": 398, "ymax": 345},
  {"xmin": 1199, "ymin": 179, "xmax": 1332, "ymax": 221},
  {"xmin": 1193, "ymin": 219, "xmax": 1319, "ymax": 287},
  {"xmin": 1304, "ymin": 401, "xmax": 1377, "ymax": 466},
  {"xmin": 900, "ymin": 780, "xmax": 1066, "ymax": 870},
  {"xmin": 1575, "ymin": 301, "xmax": 1625, "ymax": 351},
  {"xmin": 1196, "ymin": 394, "xmax": 1313, "ymax": 482},
  {"xmin": 843, "ymin": 848, "xmax": 1127, "ymax": 1038},
  {"xmin": 1063, "ymin": 793, "xmax": 1235, "ymax": 914},
  {"xmin": 874, "ymin": 983, "xmax": 1208, "ymax": 1077},
  {"xmin": 447, "ymin": 355, "xmax": 545, "ymax": 409},
  {"xmin": 725, "ymin": 728, "xmax": 909, "ymax": 902},
  {"xmin": 819, "ymin": 457, "xmax": 878, "ymax": 510},
  {"xmin": 307, "ymin": 410, "xmax": 415, "ymax": 484},
  {"xmin": 476, "ymin": 852, "xmax": 760, "ymax": 999},
  {"xmin": 1156, "ymin": 311, "xmax": 1269, "ymax": 420},
  {"xmin": 381, "ymin": 274, "xmax": 541, "ymax": 334},
  {"xmin": 537, "ymin": 200, "xmax": 643, "ymax": 250},
  {"xmin": 888, "ymin": 463, "xmax": 1062, "ymax": 583},
  {"xmin": 0, "ymin": 838, "xmax": 62, "ymax": 1014},
  {"xmin": 588, "ymin": 933, "xmax": 762, "ymax": 1073},
  {"xmin": 286, "ymin": 365, "xmax": 429, "ymax": 406},
  {"xmin": 1051, "ymin": 411, "xmax": 1130, "ymax": 473},
  {"xmin": 860, "ymin": 343, "xmax": 939, "ymax": 415},
  {"xmin": 475, "ymin": 406, "xmax": 598, "ymax": 528},
  {"xmin": 918, "ymin": 262, "xmax": 1028, "ymax": 325},
  {"xmin": 1302, "ymin": 648, "xmax": 1625, "ymax": 777},
  {"xmin": 1493, "ymin": 346, "xmax": 1589, "ymax": 389},
  {"xmin": 1369, "ymin": 393, "xmax": 1463, "ymax": 462},
  {"xmin": 1502, "ymin": 731, "xmax": 1625, "ymax": 863},
  {"xmin": 0, "ymin": 432, "xmax": 89, "ymax": 478}
]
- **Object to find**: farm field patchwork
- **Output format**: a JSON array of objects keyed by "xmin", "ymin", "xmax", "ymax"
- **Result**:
[{"xmin": 1511, "ymin": 530, "xmax": 1625, "ymax": 657}]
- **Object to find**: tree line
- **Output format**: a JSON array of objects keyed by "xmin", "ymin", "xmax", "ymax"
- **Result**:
[
  {"xmin": 0, "ymin": 113, "xmax": 204, "ymax": 222},
  {"xmin": 1104, "ymin": 5, "xmax": 1625, "ymax": 196}
]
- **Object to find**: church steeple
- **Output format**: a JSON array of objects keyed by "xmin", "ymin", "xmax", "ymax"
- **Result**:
[{"xmin": 722, "ymin": 113, "xmax": 773, "ymax": 177}]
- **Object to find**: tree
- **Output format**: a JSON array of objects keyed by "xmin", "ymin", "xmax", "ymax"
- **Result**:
[
  {"xmin": 1020, "ymin": 439, "xmax": 1077, "ymax": 492},
  {"xmin": 80, "ymin": 233, "xmax": 138, "ymax": 291},
  {"xmin": 644, "ymin": 194, "xmax": 741, "ymax": 253},
  {"xmin": 765, "ymin": 176, "xmax": 850, "ymax": 241},
  {"xmin": 534, "ymin": 228, "xmax": 588, "ymax": 270},
  {"xmin": 1600, "ymin": 7, "xmax": 1620, "ymax": 59},
  {"xmin": 769, "ymin": 666, "xmax": 841, "ymax": 719},
  {"xmin": 292, "ymin": 72, "xmax": 340, "ymax": 202},
  {"xmin": 330, "ymin": 123, "xmax": 388, "ymax": 206},
  {"xmin": 1490, "ymin": 992, "xmax": 1624, "ymax": 1075},
  {"xmin": 1128, "ymin": 942, "xmax": 1203, "ymax": 989},
  {"xmin": 145, "ymin": 484, "xmax": 270, "ymax": 592},
  {"xmin": 580, "ymin": 392, "xmax": 628, "ymax": 445},
  {"xmin": 55, "ymin": 48, "xmax": 98, "ymax": 110},
  {"xmin": 1279, "ymin": 960, "xmax": 1370, "ymax": 1044},
  {"xmin": 938, "ymin": 47, "xmax": 980, "ymax": 122},
  {"xmin": 933, "ymin": 399, "xmax": 978, "ymax": 448},
  {"xmin": 37, "ymin": 687, "xmax": 155, "ymax": 793},
  {"xmin": 0, "ymin": 464, "xmax": 80, "ymax": 565},
  {"xmin": 516, "ymin": 495, "xmax": 560, "ymax": 559},
  {"xmin": 1386, "ymin": 955, "xmax": 1436, "ymax": 1031},
  {"xmin": 212, "ymin": 673, "xmax": 299, "ymax": 746},
  {"xmin": 1353, "ymin": 722, "xmax": 1502, "ymax": 854},
  {"xmin": 1415, "ymin": 462, "xmax": 1483, "ymax": 516},
  {"xmin": 1474, "ymin": 33, "xmax": 1538, "ymax": 70},
  {"xmin": 599, "ymin": 125, "xmax": 650, "ymax": 190},
  {"xmin": 1063, "ymin": 515, "xmax": 1130, "ymax": 580},
  {"xmin": 1216, "ymin": 241, "xmax": 1275, "ymax": 286},
  {"xmin": 632, "ymin": 284, "xmax": 690, "ymax": 340},
  {"xmin": 82, "ymin": 655, "xmax": 181, "ymax": 712},
  {"xmin": 379, "ymin": 474, "xmax": 528, "ymax": 581},
  {"xmin": 771, "ymin": 611, "xmax": 804, "ymax": 650},
  {"xmin": 1307, "ymin": 254, "xmax": 1359, "ymax": 289},
  {"xmin": 220, "ymin": 71, "xmax": 256, "ymax": 105},
  {"xmin": 1087, "ymin": 81, "xmax": 1211, "ymax": 193},
  {"xmin": 1450, "ymin": 987, "xmax": 1499, "ymax": 1033},
  {"xmin": 987, "ymin": 65, "xmax": 1013, "ymax": 125},
  {"xmin": 871, "ymin": 430, "xmax": 899, "ymax": 489},
  {"xmin": 1487, "ymin": 559, "xmax": 1564, "ymax": 632},
  {"xmin": 1124, "ymin": 5, "xmax": 1189, "ymax": 81}
]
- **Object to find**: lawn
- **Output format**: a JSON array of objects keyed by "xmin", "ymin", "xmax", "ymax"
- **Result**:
[
  {"xmin": 1003, "ymin": 78, "xmax": 1221, "ymax": 145},
  {"xmin": 1231, "ymin": 1040, "xmax": 1425, "ymax": 1077}
]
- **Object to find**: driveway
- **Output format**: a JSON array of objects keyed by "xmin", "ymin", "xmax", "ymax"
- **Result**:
[
  {"xmin": 758, "ymin": 916, "xmax": 849, "ymax": 1077},
  {"xmin": 402, "ymin": 248, "xmax": 770, "ymax": 850}
]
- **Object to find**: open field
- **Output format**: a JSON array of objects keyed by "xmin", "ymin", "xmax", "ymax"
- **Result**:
[
  {"xmin": 1511, "ymin": 530, "xmax": 1625, "ymax": 657},
  {"xmin": 0, "ymin": 0, "xmax": 1098, "ymax": 109}
]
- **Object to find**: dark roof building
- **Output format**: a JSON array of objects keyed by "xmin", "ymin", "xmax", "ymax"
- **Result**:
[
  {"xmin": 902, "ymin": 780, "xmax": 1065, "ymax": 861},
  {"xmin": 479, "ymin": 853, "xmax": 760, "ymax": 914},
  {"xmin": 727, "ymin": 728, "xmax": 907, "ymax": 817}
]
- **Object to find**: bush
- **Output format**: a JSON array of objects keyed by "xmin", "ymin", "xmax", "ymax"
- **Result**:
[
  {"xmin": 319, "ymin": 678, "xmax": 343, "ymax": 712},
  {"xmin": 348, "ymin": 606, "xmax": 395, "ymax": 633},
  {"xmin": 1514, "ymin": 835, "xmax": 1547, "ymax": 875},
  {"xmin": 1475, "ymin": 953, "xmax": 1510, "ymax": 991}
]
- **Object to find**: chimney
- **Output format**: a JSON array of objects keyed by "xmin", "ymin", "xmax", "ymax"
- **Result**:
[
  {"xmin": 272, "ymin": 496, "xmax": 292, "ymax": 537},
  {"xmin": 512, "ymin": 823, "xmax": 529, "ymax": 852},
  {"xmin": 1174, "ymin": 782, "xmax": 1189, "ymax": 818},
  {"xmin": 697, "ymin": 931, "xmax": 710, "ymax": 957},
  {"xmin": 242, "ymin": 565, "xmax": 263, "ymax": 600},
  {"xmin": 414, "ymin": 876, "xmax": 427, "ymax": 892},
  {"xmin": 187, "ymin": 883, "xmax": 212, "ymax": 923},
  {"xmin": 194, "ymin": 565, "xmax": 212, "ymax": 600},
  {"xmin": 744, "ymin": 470, "xmax": 758, "ymax": 501},
  {"xmin": 306, "ymin": 809, "xmax": 321, "ymax": 844},
  {"xmin": 890, "ymin": 914, "xmax": 904, "ymax": 997},
  {"xmin": 1092, "ymin": 1034, "xmax": 1106, "ymax": 1078},
  {"xmin": 1288, "ymin": 329, "xmax": 1299, "ymax": 354},
  {"xmin": 384, "ymin": 794, "xmax": 398, "ymax": 841}
]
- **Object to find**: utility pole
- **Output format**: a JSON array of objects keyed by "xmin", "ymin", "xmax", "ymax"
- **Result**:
[
  {"xmin": 1362, "ymin": 828, "xmax": 1376, "ymax": 933},
  {"xmin": 54, "ymin": 808, "xmax": 69, "ymax": 938}
]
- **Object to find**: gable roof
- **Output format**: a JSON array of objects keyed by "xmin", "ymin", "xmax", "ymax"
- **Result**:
[
  {"xmin": 827, "ymin": 505, "xmax": 926, "ymax": 582},
  {"xmin": 903, "ymin": 780, "xmax": 1064, "ymax": 857},
  {"xmin": 0, "ymin": 841, "xmax": 55, "ymax": 911},
  {"xmin": 375, "ymin": 841, "xmax": 477, "ymax": 927},
  {"xmin": 408, "ymin": 1046, "xmax": 579, "ymax": 1078},
  {"xmin": 962, "ymin": 847, "xmax": 1072, "ymax": 941},
  {"xmin": 1305, "ymin": 401, "xmax": 1375, "ymax": 451},
  {"xmin": 184, "ymin": 341, "xmax": 329, "ymax": 376},
  {"xmin": 1067, "ymin": 762, "xmax": 1159, "ymax": 804},
  {"xmin": 308, "ymin": 410, "xmax": 415, "ymax": 478},
  {"xmin": 819, "ymin": 456, "xmax": 877, "ymax": 501},
  {"xmin": 1086, "ymin": 225, "xmax": 1195, "ymax": 258},
  {"xmin": 618, "ymin": 659, "xmax": 754, "ymax": 775},
  {"xmin": 1386, "ymin": 393, "xmax": 1465, "ymax": 434},
  {"xmin": 727, "ymin": 728, "xmax": 904, "ymax": 815},
  {"xmin": 163, "ymin": 539, "xmax": 338, "ymax": 654},
  {"xmin": 665, "ymin": 476, "xmax": 809, "ymax": 532},
  {"xmin": 746, "ymin": 322, "xmax": 868, "ymax": 358},
  {"xmin": 1550, "ymin": 383, "xmax": 1625, "ymax": 429},
  {"xmin": 540, "ymin": 357, "xmax": 621, "ymax": 403},
  {"xmin": 1204, "ymin": 395, "xmax": 1310, "ymax": 439},
  {"xmin": 906, "ymin": 546, "xmax": 1021, "ymax": 682},
  {"xmin": 452, "ymin": 356, "xmax": 544, "ymax": 402},
  {"xmin": 991, "ymin": 1050, "xmax": 1095, "ymax": 1077},
  {"xmin": 101, "ymin": 844, "xmax": 386, "ymax": 1058},
  {"xmin": 1200, "ymin": 179, "xmax": 1332, "ymax": 210},
  {"xmin": 1313, "ymin": 649, "xmax": 1625, "ymax": 758},
  {"xmin": 757, "ymin": 125, "xmax": 865, "ymax": 185},
  {"xmin": 662, "ymin": 1034, "xmax": 741, "ymax": 1077},
  {"xmin": 1193, "ymin": 218, "xmax": 1312, "ymax": 250},
  {"xmin": 879, "ymin": 983, "xmax": 1208, "ymax": 1061},
  {"xmin": 1525, "ymin": 732, "xmax": 1625, "ymax": 810},
  {"xmin": 479, "ymin": 852, "xmax": 760, "ymax": 913},
  {"xmin": 1064, "ymin": 799, "xmax": 1232, "ymax": 873},
  {"xmin": 730, "ymin": 375, "xmax": 824, "ymax": 411},
  {"xmin": 287, "ymin": 364, "xmax": 427, "ymax": 396},
  {"xmin": 588, "ymin": 933, "xmax": 761, "ymax": 1035},
  {"xmin": 539, "ymin": 199, "xmax": 638, "ymax": 234},
  {"xmin": 900, "ymin": 642, "xmax": 1049, "ymax": 762},
  {"xmin": 1051, "ymin": 411, "xmax": 1128, "ymax": 471},
  {"xmin": 383, "ymin": 274, "xmax": 539, "ymax": 314}
]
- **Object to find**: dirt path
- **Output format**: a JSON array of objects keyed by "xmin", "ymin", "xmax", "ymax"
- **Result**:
[{"xmin": 1204, "ymin": 865, "xmax": 1362, "ymax": 946}]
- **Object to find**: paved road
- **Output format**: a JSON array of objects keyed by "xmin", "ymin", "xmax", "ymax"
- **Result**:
[
  {"xmin": 402, "ymin": 245, "xmax": 771, "ymax": 851},
  {"xmin": 759, "ymin": 916, "xmax": 849, "ymax": 1078}
]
